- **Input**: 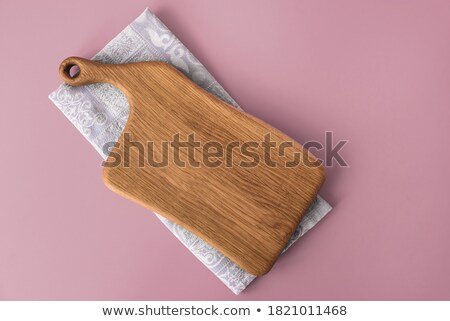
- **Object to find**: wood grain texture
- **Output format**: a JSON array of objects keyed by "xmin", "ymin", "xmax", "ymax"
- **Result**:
[{"xmin": 59, "ymin": 57, "xmax": 325, "ymax": 276}]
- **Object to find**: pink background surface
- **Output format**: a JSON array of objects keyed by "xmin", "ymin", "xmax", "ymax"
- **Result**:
[{"xmin": 1, "ymin": 0, "xmax": 450, "ymax": 300}]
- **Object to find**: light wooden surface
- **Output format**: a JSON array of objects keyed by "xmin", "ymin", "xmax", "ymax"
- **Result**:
[{"xmin": 59, "ymin": 57, "xmax": 325, "ymax": 276}]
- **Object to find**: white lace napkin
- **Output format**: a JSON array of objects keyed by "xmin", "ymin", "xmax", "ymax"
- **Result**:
[{"xmin": 49, "ymin": 8, "xmax": 332, "ymax": 294}]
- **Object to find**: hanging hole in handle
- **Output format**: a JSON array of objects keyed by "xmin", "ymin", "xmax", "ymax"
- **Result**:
[{"xmin": 64, "ymin": 64, "xmax": 81, "ymax": 79}]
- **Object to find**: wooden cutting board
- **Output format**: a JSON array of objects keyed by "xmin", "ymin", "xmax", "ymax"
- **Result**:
[{"xmin": 59, "ymin": 57, "xmax": 325, "ymax": 276}]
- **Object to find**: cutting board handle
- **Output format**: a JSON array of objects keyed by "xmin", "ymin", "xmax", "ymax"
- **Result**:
[{"xmin": 59, "ymin": 57, "xmax": 109, "ymax": 86}]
